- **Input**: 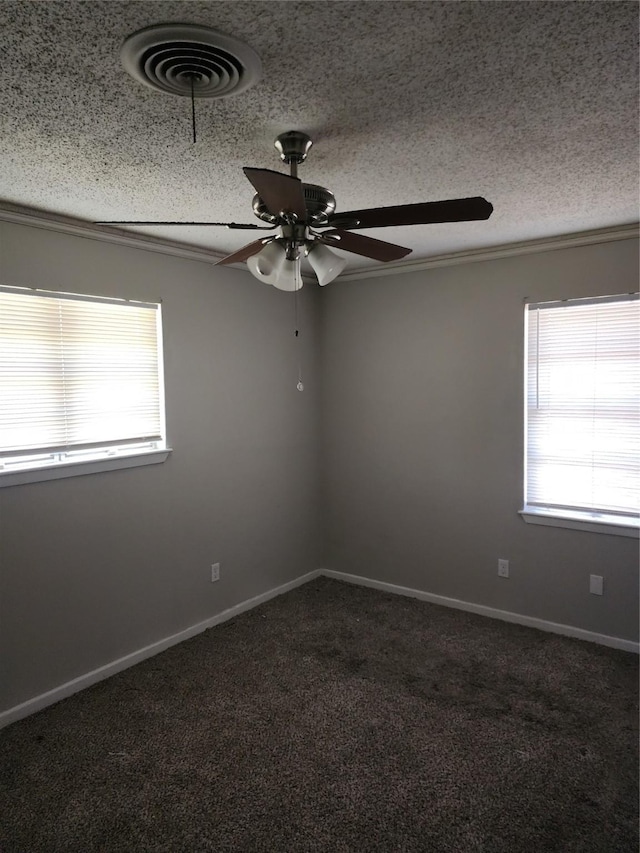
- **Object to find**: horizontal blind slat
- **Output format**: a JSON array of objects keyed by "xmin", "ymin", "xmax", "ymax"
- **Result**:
[
  {"xmin": 525, "ymin": 296, "xmax": 640, "ymax": 516},
  {"xmin": 0, "ymin": 289, "xmax": 164, "ymax": 457}
]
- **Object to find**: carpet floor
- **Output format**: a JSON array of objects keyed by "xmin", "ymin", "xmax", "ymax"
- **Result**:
[{"xmin": 1, "ymin": 577, "xmax": 638, "ymax": 852}]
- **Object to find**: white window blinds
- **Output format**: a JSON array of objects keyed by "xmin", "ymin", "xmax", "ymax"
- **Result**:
[
  {"xmin": 0, "ymin": 287, "xmax": 164, "ymax": 459},
  {"xmin": 524, "ymin": 294, "xmax": 640, "ymax": 518}
]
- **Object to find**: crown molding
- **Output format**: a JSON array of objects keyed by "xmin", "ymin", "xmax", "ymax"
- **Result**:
[
  {"xmin": 1, "ymin": 203, "xmax": 637, "ymax": 280},
  {"xmin": 0, "ymin": 203, "xmax": 227, "ymax": 266},
  {"xmin": 338, "ymin": 223, "xmax": 639, "ymax": 280}
]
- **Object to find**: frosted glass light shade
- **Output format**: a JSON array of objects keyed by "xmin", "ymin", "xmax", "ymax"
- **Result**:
[
  {"xmin": 246, "ymin": 241, "xmax": 287, "ymax": 285},
  {"xmin": 272, "ymin": 258, "xmax": 303, "ymax": 292},
  {"xmin": 247, "ymin": 242, "xmax": 302, "ymax": 291},
  {"xmin": 307, "ymin": 243, "xmax": 347, "ymax": 286}
]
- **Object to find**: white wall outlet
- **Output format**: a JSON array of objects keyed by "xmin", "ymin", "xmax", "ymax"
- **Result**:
[
  {"xmin": 211, "ymin": 562, "xmax": 221, "ymax": 583},
  {"xmin": 589, "ymin": 574, "xmax": 603, "ymax": 595},
  {"xmin": 498, "ymin": 558, "xmax": 509, "ymax": 578}
]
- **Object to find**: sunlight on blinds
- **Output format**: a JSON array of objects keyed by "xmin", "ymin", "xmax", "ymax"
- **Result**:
[
  {"xmin": 0, "ymin": 288, "xmax": 163, "ymax": 458},
  {"xmin": 525, "ymin": 295, "xmax": 640, "ymax": 517}
]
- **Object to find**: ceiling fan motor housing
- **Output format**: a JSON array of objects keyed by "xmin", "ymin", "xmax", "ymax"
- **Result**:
[{"xmin": 252, "ymin": 183, "xmax": 336, "ymax": 225}]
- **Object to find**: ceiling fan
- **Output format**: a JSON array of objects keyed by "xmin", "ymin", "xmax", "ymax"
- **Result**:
[{"xmin": 97, "ymin": 130, "xmax": 493, "ymax": 290}]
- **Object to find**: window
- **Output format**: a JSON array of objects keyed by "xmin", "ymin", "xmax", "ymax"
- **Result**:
[
  {"xmin": 0, "ymin": 286, "xmax": 169, "ymax": 487},
  {"xmin": 521, "ymin": 294, "xmax": 639, "ymax": 536}
]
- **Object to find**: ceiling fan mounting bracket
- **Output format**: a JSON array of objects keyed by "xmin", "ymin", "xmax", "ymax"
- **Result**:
[{"xmin": 274, "ymin": 131, "xmax": 313, "ymax": 166}]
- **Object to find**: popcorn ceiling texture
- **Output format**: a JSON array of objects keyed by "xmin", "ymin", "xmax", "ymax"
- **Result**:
[{"xmin": 0, "ymin": 1, "xmax": 637, "ymax": 271}]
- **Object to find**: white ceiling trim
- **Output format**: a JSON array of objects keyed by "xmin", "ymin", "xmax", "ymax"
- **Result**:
[
  {"xmin": 0, "ymin": 204, "xmax": 226, "ymax": 266},
  {"xmin": 1, "ymin": 204, "xmax": 637, "ymax": 279},
  {"xmin": 339, "ymin": 224, "xmax": 640, "ymax": 281}
]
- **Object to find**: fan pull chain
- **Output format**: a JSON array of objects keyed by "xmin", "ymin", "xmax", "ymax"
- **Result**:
[{"xmin": 294, "ymin": 286, "xmax": 304, "ymax": 391}]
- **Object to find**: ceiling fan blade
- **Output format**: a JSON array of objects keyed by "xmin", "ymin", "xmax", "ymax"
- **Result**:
[
  {"xmin": 319, "ymin": 229, "xmax": 411, "ymax": 262},
  {"xmin": 95, "ymin": 220, "xmax": 273, "ymax": 229},
  {"xmin": 328, "ymin": 197, "xmax": 493, "ymax": 229},
  {"xmin": 243, "ymin": 168, "xmax": 307, "ymax": 221},
  {"xmin": 216, "ymin": 239, "xmax": 271, "ymax": 266}
]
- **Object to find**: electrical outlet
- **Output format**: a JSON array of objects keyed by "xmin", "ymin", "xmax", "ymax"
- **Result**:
[
  {"xmin": 589, "ymin": 574, "xmax": 603, "ymax": 595},
  {"xmin": 498, "ymin": 558, "xmax": 509, "ymax": 578},
  {"xmin": 211, "ymin": 562, "xmax": 221, "ymax": 583}
]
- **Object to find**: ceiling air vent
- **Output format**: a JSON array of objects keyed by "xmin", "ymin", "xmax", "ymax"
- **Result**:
[{"xmin": 120, "ymin": 24, "xmax": 262, "ymax": 98}]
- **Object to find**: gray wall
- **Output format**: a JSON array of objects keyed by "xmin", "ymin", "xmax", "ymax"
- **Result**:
[
  {"xmin": 1, "ymin": 223, "xmax": 638, "ymax": 715},
  {"xmin": 0, "ymin": 221, "xmax": 321, "ymax": 711},
  {"xmin": 320, "ymin": 237, "xmax": 639, "ymax": 642}
]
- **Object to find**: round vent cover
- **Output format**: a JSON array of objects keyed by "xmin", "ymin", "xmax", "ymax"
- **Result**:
[{"xmin": 121, "ymin": 23, "xmax": 262, "ymax": 98}]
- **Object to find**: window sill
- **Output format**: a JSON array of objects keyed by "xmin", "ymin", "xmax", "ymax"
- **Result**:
[
  {"xmin": 519, "ymin": 506, "xmax": 639, "ymax": 538},
  {"xmin": 0, "ymin": 448, "xmax": 172, "ymax": 488}
]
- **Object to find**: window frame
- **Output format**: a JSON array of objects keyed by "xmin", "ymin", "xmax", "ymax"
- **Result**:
[
  {"xmin": 0, "ymin": 285, "xmax": 171, "ymax": 488},
  {"xmin": 520, "ymin": 293, "xmax": 639, "ymax": 539}
]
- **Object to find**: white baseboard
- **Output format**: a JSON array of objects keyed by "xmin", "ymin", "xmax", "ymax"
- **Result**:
[
  {"xmin": 0, "ymin": 569, "xmax": 321, "ymax": 730},
  {"xmin": 3, "ymin": 565, "xmax": 637, "ymax": 729},
  {"xmin": 320, "ymin": 569, "xmax": 640, "ymax": 654}
]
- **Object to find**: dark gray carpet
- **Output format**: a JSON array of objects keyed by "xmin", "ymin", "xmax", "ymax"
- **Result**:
[{"xmin": 1, "ymin": 577, "xmax": 638, "ymax": 852}]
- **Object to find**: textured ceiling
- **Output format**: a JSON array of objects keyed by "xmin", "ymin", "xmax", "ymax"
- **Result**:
[{"xmin": 1, "ymin": 1, "xmax": 638, "ymax": 274}]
